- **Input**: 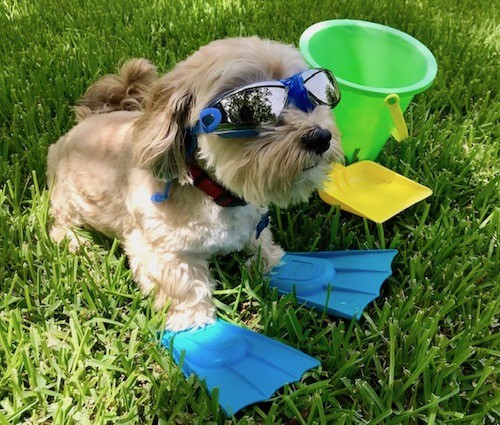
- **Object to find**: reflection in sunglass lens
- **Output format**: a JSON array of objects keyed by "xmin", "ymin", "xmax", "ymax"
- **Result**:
[
  {"xmin": 303, "ymin": 71, "xmax": 340, "ymax": 107},
  {"xmin": 219, "ymin": 87, "xmax": 286, "ymax": 126}
]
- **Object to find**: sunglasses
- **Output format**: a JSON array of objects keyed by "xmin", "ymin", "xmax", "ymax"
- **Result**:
[{"xmin": 192, "ymin": 68, "xmax": 341, "ymax": 138}]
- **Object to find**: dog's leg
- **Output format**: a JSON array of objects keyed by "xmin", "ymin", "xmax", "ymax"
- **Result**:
[
  {"xmin": 47, "ymin": 142, "xmax": 90, "ymax": 251},
  {"xmin": 124, "ymin": 231, "xmax": 216, "ymax": 331},
  {"xmin": 48, "ymin": 183, "xmax": 89, "ymax": 251},
  {"xmin": 245, "ymin": 227, "xmax": 285, "ymax": 272},
  {"xmin": 49, "ymin": 221, "xmax": 89, "ymax": 251}
]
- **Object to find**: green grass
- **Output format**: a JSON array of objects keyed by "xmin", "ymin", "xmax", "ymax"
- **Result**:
[{"xmin": 1, "ymin": 0, "xmax": 499, "ymax": 423}]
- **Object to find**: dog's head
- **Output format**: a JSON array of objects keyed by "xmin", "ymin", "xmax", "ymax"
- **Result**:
[{"xmin": 133, "ymin": 37, "xmax": 343, "ymax": 207}]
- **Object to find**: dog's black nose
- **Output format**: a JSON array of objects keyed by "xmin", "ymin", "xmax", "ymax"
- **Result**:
[{"xmin": 301, "ymin": 128, "xmax": 332, "ymax": 155}]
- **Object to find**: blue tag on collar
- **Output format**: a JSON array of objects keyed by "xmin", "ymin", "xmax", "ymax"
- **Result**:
[
  {"xmin": 152, "ymin": 180, "xmax": 172, "ymax": 203},
  {"xmin": 256, "ymin": 212, "xmax": 270, "ymax": 239}
]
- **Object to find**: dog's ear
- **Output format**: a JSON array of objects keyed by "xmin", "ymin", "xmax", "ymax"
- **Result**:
[{"xmin": 132, "ymin": 73, "xmax": 195, "ymax": 184}]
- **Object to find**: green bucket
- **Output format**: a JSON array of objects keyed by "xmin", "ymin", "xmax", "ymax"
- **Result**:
[{"xmin": 300, "ymin": 19, "xmax": 437, "ymax": 162}]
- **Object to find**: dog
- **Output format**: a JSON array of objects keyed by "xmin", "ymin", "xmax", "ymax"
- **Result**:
[{"xmin": 47, "ymin": 37, "xmax": 343, "ymax": 330}]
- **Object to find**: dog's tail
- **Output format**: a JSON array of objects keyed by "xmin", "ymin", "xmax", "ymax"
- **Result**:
[{"xmin": 75, "ymin": 58, "xmax": 158, "ymax": 122}]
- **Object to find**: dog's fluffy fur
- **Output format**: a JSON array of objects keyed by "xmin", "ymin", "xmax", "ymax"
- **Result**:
[{"xmin": 47, "ymin": 37, "xmax": 343, "ymax": 330}]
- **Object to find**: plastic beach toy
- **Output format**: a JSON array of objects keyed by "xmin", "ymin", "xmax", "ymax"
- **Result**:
[
  {"xmin": 162, "ymin": 320, "xmax": 319, "ymax": 415},
  {"xmin": 319, "ymin": 162, "xmax": 433, "ymax": 223},
  {"xmin": 300, "ymin": 19, "xmax": 438, "ymax": 162},
  {"xmin": 270, "ymin": 250, "xmax": 397, "ymax": 319}
]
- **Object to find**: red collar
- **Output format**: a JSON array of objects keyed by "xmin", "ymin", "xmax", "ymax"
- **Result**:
[
  {"xmin": 151, "ymin": 161, "xmax": 269, "ymax": 238},
  {"xmin": 150, "ymin": 159, "xmax": 247, "ymax": 207},
  {"xmin": 189, "ymin": 161, "xmax": 247, "ymax": 208}
]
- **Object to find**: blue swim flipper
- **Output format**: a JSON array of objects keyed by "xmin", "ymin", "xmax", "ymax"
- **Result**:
[
  {"xmin": 269, "ymin": 250, "xmax": 398, "ymax": 319},
  {"xmin": 161, "ymin": 319, "xmax": 319, "ymax": 415}
]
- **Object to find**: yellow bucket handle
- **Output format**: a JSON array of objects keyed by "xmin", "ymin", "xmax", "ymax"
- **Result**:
[{"xmin": 384, "ymin": 94, "xmax": 409, "ymax": 142}]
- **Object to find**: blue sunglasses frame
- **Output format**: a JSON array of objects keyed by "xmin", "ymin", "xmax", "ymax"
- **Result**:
[{"xmin": 192, "ymin": 68, "xmax": 340, "ymax": 138}]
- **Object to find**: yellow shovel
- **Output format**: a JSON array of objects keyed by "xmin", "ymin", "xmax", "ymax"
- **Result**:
[{"xmin": 319, "ymin": 161, "xmax": 432, "ymax": 223}]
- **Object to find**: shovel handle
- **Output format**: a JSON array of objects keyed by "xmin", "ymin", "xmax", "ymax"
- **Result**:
[{"xmin": 384, "ymin": 94, "xmax": 409, "ymax": 142}]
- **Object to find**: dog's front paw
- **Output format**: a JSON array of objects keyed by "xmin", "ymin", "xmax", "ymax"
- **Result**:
[
  {"xmin": 49, "ymin": 225, "xmax": 90, "ymax": 252},
  {"xmin": 245, "ymin": 227, "xmax": 285, "ymax": 273},
  {"xmin": 165, "ymin": 302, "xmax": 217, "ymax": 331}
]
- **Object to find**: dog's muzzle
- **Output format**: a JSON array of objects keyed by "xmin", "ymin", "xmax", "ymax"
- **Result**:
[{"xmin": 301, "ymin": 127, "xmax": 332, "ymax": 155}]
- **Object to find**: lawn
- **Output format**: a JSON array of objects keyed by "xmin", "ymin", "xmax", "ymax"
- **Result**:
[{"xmin": 0, "ymin": 0, "xmax": 498, "ymax": 423}]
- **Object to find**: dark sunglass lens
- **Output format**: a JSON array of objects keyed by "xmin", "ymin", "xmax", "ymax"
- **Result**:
[
  {"xmin": 303, "ymin": 70, "xmax": 341, "ymax": 107},
  {"xmin": 219, "ymin": 87, "xmax": 286, "ymax": 126}
]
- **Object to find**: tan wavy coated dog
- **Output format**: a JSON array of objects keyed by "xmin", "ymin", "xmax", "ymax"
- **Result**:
[{"xmin": 47, "ymin": 37, "xmax": 343, "ymax": 330}]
